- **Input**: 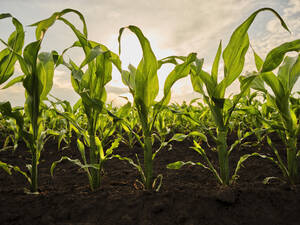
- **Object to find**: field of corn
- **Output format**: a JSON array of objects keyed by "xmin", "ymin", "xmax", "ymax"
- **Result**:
[{"xmin": 0, "ymin": 7, "xmax": 299, "ymax": 225}]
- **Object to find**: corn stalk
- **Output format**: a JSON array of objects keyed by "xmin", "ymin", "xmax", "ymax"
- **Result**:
[
  {"xmin": 251, "ymin": 40, "xmax": 300, "ymax": 184},
  {"xmin": 118, "ymin": 25, "xmax": 196, "ymax": 190},
  {"xmin": 187, "ymin": 8, "xmax": 289, "ymax": 186}
]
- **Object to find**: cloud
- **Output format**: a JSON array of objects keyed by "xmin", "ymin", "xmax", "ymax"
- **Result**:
[
  {"xmin": 106, "ymin": 85, "xmax": 128, "ymax": 95},
  {"xmin": 253, "ymin": 0, "xmax": 300, "ymax": 56},
  {"xmin": 250, "ymin": 0, "xmax": 300, "ymax": 91},
  {"xmin": 1, "ymin": 0, "xmax": 299, "ymax": 106},
  {"xmin": 0, "ymin": 84, "xmax": 25, "ymax": 106}
]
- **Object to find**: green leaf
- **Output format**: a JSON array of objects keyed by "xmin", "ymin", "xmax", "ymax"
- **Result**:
[
  {"xmin": 262, "ymin": 72, "xmax": 285, "ymax": 99},
  {"xmin": 79, "ymin": 45, "xmax": 105, "ymax": 69},
  {"xmin": 0, "ymin": 161, "xmax": 31, "ymax": 184},
  {"xmin": 261, "ymin": 39, "xmax": 300, "ymax": 73},
  {"xmin": 0, "ymin": 14, "xmax": 24, "ymax": 85},
  {"xmin": 188, "ymin": 131, "xmax": 207, "ymax": 142},
  {"xmin": 167, "ymin": 161, "xmax": 194, "ymax": 169},
  {"xmin": 0, "ymin": 161, "xmax": 12, "ymax": 174},
  {"xmin": 121, "ymin": 65, "xmax": 136, "ymax": 93},
  {"xmin": 253, "ymin": 45, "xmax": 284, "ymax": 96},
  {"xmin": 276, "ymin": 55, "xmax": 300, "ymax": 95},
  {"xmin": 36, "ymin": 52, "xmax": 55, "ymax": 100},
  {"xmin": 167, "ymin": 161, "xmax": 210, "ymax": 170},
  {"xmin": 80, "ymin": 92, "xmax": 105, "ymax": 113},
  {"xmin": 113, "ymin": 154, "xmax": 145, "ymax": 182},
  {"xmin": 160, "ymin": 52, "xmax": 196, "ymax": 105},
  {"xmin": 31, "ymin": 8, "xmax": 87, "ymax": 41},
  {"xmin": 289, "ymin": 55, "xmax": 300, "ymax": 91},
  {"xmin": 105, "ymin": 139, "xmax": 120, "ymax": 156},
  {"xmin": 77, "ymin": 139, "xmax": 87, "ymax": 164},
  {"xmin": 211, "ymin": 41, "xmax": 222, "ymax": 84},
  {"xmin": 223, "ymin": 8, "xmax": 289, "ymax": 87},
  {"xmin": 1, "ymin": 75, "xmax": 25, "ymax": 89},
  {"xmin": 189, "ymin": 58, "xmax": 205, "ymax": 94},
  {"xmin": 169, "ymin": 133, "xmax": 188, "ymax": 142},
  {"xmin": 232, "ymin": 153, "xmax": 256, "ymax": 182},
  {"xmin": 116, "ymin": 101, "xmax": 132, "ymax": 118},
  {"xmin": 51, "ymin": 156, "xmax": 99, "ymax": 177},
  {"xmin": 119, "ymin": 25, "xmax": 158, "ymax": 108},
  {"xmin": 0, "ymin": 101, "xmax": 24, "ymax": 131},
  {"xmin": 249, "ymin": 75, "xmax": 266, "ymax": 93},
  {"xmin": 214, "ymin": 80, "xmax": 226, "ymax": 98},
  {"xmin": 59, "ymin": 17, "xmax": 90, "ymax": 54},
  {"xmin": 198, "ymin": 69, "xmax": 215, "ymax": 96},
  {"xmin": 266, "ymin": 137, "xmax": 289, "ymax": 177}
]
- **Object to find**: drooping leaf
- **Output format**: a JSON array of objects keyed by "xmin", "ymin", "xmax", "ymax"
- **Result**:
[
  {"xmin": 51, "ymin": 156, "xmax": 99, "ymax": 177},
  {"xmin": 159, "ymin": 52, "xmax": 196, "ymax": 106},
  {"xmin": 0, "ymin": 14, "xmax": 24, "ymax": 85},
  {"xmin": 118, "ymin": 25, "xmax": 158, "ymax": 108},
  {"xmin": 1, "ymin": 75, "xmax": 25, "ymax": 89},
  {"xmin": 223, "ymin": 8, "xmax": 289, "ymax": 87},
  {"xmin": 261, "ymin": 39, "xmax": 300, "ymax": 73}
]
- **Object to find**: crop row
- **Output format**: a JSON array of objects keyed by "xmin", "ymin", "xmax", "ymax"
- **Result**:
[{"xmin": 0, "ymin": 8, "xmax": 299, "ymax": 193}]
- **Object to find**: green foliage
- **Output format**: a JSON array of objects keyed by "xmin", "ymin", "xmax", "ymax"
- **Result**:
[
  {"xmin": 0, "ymin": 7, "xmax": 298, "ymax": 193},
  {"xmin": 183, "ymin": 7, "xmax": 289, "ymax": 186},
  {"xmin": 118, "ymin": 25, "xmax": 196, "ymax": 190},
  {"xmin": 251, "ymin": 40, "xmax": 300, "ymax": 184},
  {"xmin": 0, "ymin": 13, "xmax": 24, "ymax": 85}
]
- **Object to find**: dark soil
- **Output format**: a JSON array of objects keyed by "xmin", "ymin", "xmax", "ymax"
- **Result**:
[{"xmin": 0, "ymin": 134, "xmax": 299, "ymax": 225}]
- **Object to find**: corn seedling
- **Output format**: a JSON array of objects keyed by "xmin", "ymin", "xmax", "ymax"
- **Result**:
[
  {"xmin": 43, "ymin": 9, "xmax": 122, "ymax": 191},
  {"xmin": 168, "ymin": 8, "xmax": 290, "ymax": 186},
  {"xmin": 118, "ymin": 25, "xmax": 196, "ymax": 190},
  {"xmin": 251, "ymin": 39, "xmax": 300, "ymax": 184}
]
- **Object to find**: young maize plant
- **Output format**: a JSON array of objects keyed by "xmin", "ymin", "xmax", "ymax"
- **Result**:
[
  {"xmin": 0, "ymin": 13, "xmax": 24, "ymax": 152},
  {"xmin": 168, "ymin": 8, "xmax": 290, "ymax": 186},
  {"xmin": 0, "ymin": 14, "xmax": 28, "ymax": 179},
  {"xmin": 118, "ymin": 25, "xmax": 197, "ymax": 190},
  {"xmin": 39, "ymin": 9, "xmax": 122, "ymax": 191},
  {"xmin": 231, "ymin": 91, "xmax": 268, "ymax": 148},
  {"xmin": 0, "ymin": 12, "xmax": 63, "ymax": 192},
  {"xmin": 115, "ymin": 102, "xmax": 141, "ymax": 150},
  {"xmin": 47, "ymin": 95, "xmax": 83, "ymax": 150},
  {"xmin": 250, "ymin": 39, "xmax": 300, "ymax": 185}
]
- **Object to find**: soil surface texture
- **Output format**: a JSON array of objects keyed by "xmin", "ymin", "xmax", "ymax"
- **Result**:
[{"xmin": 0, "ymin": 134, "xmax": 299, "ymax": 225}]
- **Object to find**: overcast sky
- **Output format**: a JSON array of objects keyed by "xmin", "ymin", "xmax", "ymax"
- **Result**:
[{"xmin": 0, "ymin": 0, "xmax": 299, "ymax": 106}]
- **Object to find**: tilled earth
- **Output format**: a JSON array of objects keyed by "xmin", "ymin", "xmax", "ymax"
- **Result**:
[{"xmin": 0, "ymin": 134, "xmax": 299, "ymax": 225}]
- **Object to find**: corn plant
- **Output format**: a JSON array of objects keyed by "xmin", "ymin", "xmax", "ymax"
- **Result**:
[
  {"xmin": 117, "ymin": 25, "xmax": 196, "ymax": 190},
  {"xmin": 0, "ymin": 10, "xmax": 85, "ymax": 193},
  {"xmin": 41, "ymin": 9, "xmax": 123, "ymax": 191},
  {"xmin": 230, "ymin": 91, "xmax": 269, "ymax": 149},
  {"xmin": 114, "ymin": 101, "xmax": 141, "ymax": 149},
  {"xmin": 0, "ymin": 13, "xmax": 24, "ymax": 87},
  {"xmin": 290, "ymin": 92, "xmax": 300, "ymax": 119},
  {"xmin": 153, "ymin": 109, "xmax": 172, "ymax": 144},
  {"xmin": 251, "ymin": 39, "xmax": 300, "ymax": 184},
  {"xmin": 168, "ymin": 100, "xmax": 213, "ymax": 135},
  {"xmin": 0, "ymin": 14, "xmax": 26, "ymax": 176},
  {"xmin": 0, "ymin": 107, "xmax": 24, "ymax": 151},
  {"xmin": 0, "ymin": 13, "xmax": 24, "ymax": 150},
  {"xmin": 168, "ymin": 8, "xmax": 289, "ymax": 186},
  {"xmin": 46, "ymin": 95, "xmax": 83, "ymax": 150}
]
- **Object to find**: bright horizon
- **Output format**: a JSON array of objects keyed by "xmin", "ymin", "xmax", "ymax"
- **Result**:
[{"xmin": 0, "ymin": 0, "xmax": 300, "ymax": 106}]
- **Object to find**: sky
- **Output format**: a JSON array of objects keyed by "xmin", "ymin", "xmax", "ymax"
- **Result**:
[{"xmin": 0, "ymin": 0, "xmax": 299, "ymax": 106}]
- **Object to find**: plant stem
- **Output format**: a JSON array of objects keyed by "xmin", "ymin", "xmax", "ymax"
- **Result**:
[
  {"xmin": 88, "ymin": 124, "xmax": 99, "ymax": 190},
  {"xmin": 280, "ymin": 102, "xmax": 299, "ymax": 184},
  {"xmin": 144, "ymin": 133, "xmax": 153, "ymax": 190},
  {"xmin": 217, "ymin": 129, "xmax": 229, "ymax": 185},
  {"xmin": 287, "ymin": 136, "xmax": 298, "ymax": 184},
  {"xmin": 31, "ymin": 148, "xmax": 38, "ymax": 192}
]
